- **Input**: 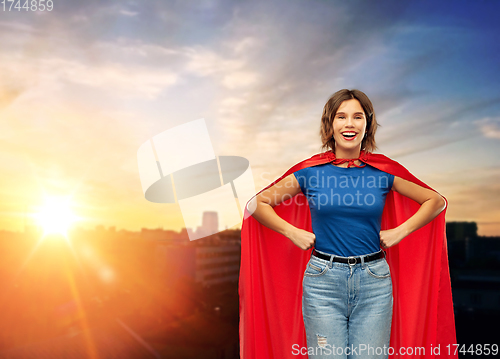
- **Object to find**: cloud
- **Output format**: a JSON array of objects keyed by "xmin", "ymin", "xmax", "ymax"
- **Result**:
[
  {"xmin": 0, "ymin": 35, "xmax": 183, "ymax": 101},
  {"xmin": 1, "ymin": 0, "xmax": 499, "ymax": 234},
  {"xmin": 0, "ymin": 0, "xmax": 414, "ymax": 108},
  {"xmin": 0, "ymin": 56, "xmax": 178, "ymax": 101},
  {"xmin": 0, "ymin": 83, "xmax": 26, "ymax": 110},
  {"xmin": 222, "ymin": 71, "xmax": 259, "ymax": 89},
  {"xmin": 436, "ymin": 166, "xmax": 500, "ymax": 234},
  {"xmin": 184, "ymin": 47, "xmax": 244, "ymax": 77},
  {"xmin": 476, "ymin": 117, "xmax": 500, "ymax": 139},
  {"xmin": 58, "ymin": 59, "xmax": 177, "ymax": 99},
  {"xmin": 376, "ymin": 97, "xmax": 500, "ymax": 156},
  {"xmin": 119, "ymin": 9, "xmax": 139, "ymax": 17}
]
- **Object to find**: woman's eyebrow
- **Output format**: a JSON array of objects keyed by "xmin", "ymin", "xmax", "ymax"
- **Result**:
[{"xmin": 335, "ymin": 112, "xmax": 365, "ymax": 116}]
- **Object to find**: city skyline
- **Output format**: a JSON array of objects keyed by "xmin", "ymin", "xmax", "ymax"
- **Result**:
[{"xmin": 1, "ymin": 0, "xmax": 499, "ymax": 236}]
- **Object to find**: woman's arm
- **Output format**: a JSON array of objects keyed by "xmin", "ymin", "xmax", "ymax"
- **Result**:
[
  {"xmin": 248, "ymin": 174, "xmax": 316, "ymax": 250},
  {"xmin": 380, "ymin": 176, "xmax": 447, "ymax": 249}
]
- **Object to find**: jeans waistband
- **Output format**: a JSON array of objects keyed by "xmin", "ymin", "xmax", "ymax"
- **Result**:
[{"xmin": 312, "ymin": 249, "xmax": 386, "ymax": 266}]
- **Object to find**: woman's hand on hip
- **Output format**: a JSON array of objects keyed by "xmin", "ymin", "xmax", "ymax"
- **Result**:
[
  {"xmin": 379, "ymin": 227, "xmax": 406, "ymax": 249},
  {"xmin": 287, "ymin": 228, "xmax": 316, "ymax": 250}
]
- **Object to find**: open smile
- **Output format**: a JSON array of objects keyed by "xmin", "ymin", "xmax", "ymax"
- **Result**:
[{"xmin": 340, "ymin": 131, "xmax": 358, "ymax": 141}]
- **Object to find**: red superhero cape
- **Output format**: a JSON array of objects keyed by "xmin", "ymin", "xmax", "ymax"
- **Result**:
[{"xmin": 239, "ymin": 150, "xmax": 457, "ymax": 359}]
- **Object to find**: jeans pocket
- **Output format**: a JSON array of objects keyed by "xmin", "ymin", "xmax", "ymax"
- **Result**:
[
  {"xmin": 365, "ymin": 258, "xmax": 391, "ymax": 279},
  {"xmin": 304, "ymin": 259, "xmax": 328, "ymax": 277}
]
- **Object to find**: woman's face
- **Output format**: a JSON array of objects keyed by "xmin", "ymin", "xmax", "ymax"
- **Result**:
[{"xmin": 332, "ymin": 99, "xmax": 367, "ymax": 154}]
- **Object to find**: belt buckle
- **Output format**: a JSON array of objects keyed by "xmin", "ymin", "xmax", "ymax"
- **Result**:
[{"xmin": 347, "ymin": 256, "xmax": 357, "ymax": 265}]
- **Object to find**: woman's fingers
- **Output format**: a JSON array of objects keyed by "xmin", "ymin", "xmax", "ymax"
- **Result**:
[
  {"xmin": 289, "ymin": 229, "xmax": 315, "ymax": 250},
  {"xmin": 303, "ymin": 234, "xmax": 316, "ymax": 250},
  {"xmin": 379, "ymin": 228, "xmax": 405, "ymax": 249}
]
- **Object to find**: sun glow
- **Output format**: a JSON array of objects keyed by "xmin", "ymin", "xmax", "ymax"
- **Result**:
[{"xmin": 35, "ymin": 196, "xmax": 78, "ymax": 237}]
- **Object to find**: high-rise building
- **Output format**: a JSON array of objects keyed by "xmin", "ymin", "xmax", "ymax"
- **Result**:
[
  {"xmin": 156, "ymin": 242, "xmax": 240, "ymax": 287},
  {"xmin": 202, "ymin": 211, "xmax": 218, "ymax": 234}
]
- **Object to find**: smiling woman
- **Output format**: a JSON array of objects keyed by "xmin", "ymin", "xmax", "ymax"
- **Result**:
[
  {"xmin": 240, "ymin": 89, "xmax": 455, "ymax": 359},
  {"xmin": 35, "ymin": 196, "xmax": 78, "ymax": 238}
]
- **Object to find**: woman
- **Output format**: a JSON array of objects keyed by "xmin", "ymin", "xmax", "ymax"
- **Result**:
[{"xmin": 239, "ymin": 89, "xmax": 457, "ymax": 358}]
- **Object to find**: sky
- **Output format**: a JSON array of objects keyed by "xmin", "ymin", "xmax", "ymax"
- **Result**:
[{"xmin": 1, "ymin": 0, "xmax": 499, "ymax": 236}]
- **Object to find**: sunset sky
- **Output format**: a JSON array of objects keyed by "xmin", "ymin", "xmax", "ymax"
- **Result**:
[{"xmin": 1, "ymin": 0, "xmax": 499, "ymax": 236}]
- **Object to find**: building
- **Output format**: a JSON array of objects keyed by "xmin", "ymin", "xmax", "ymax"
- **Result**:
[
  {"xmin": 194, "ymin": 245, "xmax": 240, "ymax": 287},
  {"xmin": 155, "ymin": 241, "xmax": 240, "ymax": 288},
  {"xmin": 451, "ymin": 272, "xmax": 500, "ymax": 313}
]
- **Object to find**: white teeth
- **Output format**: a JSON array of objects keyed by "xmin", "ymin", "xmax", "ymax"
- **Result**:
[{"xmin": 342, "ymin": 132, "xmax": 356, "ymax": 137}]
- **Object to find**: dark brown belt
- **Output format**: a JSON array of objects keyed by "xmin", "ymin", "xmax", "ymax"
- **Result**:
[{"xmin": 312, "ymin": 249, "xmax": 386, "ymax": 265}]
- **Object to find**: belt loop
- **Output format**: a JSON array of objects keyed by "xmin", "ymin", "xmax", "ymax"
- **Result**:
[
  {"xmin": 361, "ymin": 255, "xmax": 365, "ymax": 269},
  {"xmin": 329, "ymin": 254, "xmax": 335, "ymax": 268}
]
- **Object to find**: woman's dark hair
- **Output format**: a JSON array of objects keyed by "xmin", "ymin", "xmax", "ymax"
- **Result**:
[{"xmin": 320, "ymin": 89, "xmax": 379, "ymax": 153}]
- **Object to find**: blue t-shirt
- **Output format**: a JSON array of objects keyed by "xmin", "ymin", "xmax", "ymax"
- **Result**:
[{"xmin": 293, "ymin": 163, "xmax": 394, "ymax": 257}]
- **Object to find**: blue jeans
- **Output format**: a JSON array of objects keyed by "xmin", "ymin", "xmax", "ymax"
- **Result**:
[{"xmin": 302, "ymin": 249, "xmax": 393, "ymax": 358}]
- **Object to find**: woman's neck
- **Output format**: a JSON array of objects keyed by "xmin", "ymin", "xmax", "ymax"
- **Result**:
[
  {"xmin": 332, "ymin": 147, "xmax": 362, "ymax": 168},
  {"xmin": 334, "ymin": 147, "xmax": 361, "ymax": 160}
]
